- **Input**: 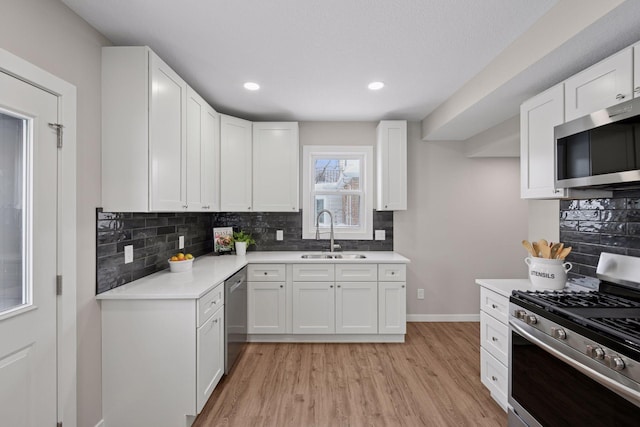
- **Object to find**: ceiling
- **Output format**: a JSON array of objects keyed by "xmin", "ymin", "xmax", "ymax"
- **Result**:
[{"xmin": 61, "ymin": 0, "xmax": 640, "ymax": 139}]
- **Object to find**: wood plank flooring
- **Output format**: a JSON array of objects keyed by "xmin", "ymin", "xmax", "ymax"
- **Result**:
[{"xmin": 193, "ymin": 322, "xmax": 506, "ymax": 427}]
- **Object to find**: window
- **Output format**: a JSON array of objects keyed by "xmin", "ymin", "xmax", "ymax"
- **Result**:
[{"xmin": 302, "ymin": 145, "xmax": 373, "ymax": 240}]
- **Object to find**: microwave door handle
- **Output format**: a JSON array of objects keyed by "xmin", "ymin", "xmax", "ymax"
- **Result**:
[{"xmin": 510, "ymin": 321, "xmax": 640, "ymax": 406}]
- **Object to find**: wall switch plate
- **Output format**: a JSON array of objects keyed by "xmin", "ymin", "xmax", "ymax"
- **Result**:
[
  {"xmin": 124, "ymin": 245, "xmax": 133, "ymax": 264},
  {"xmin": 276, "ymin": 230, "xmax": 284, "ymax": 241},
  {"xmin": 417, "ymin": 288, "xmax": 425, "ymax": 300},
  {"xmin": 375, "ymin": 230, "xmax": 385, "ymax": 241},
  {"xmin": 179, "ymin": 235, "xmax": 185, "ymax": 249}
]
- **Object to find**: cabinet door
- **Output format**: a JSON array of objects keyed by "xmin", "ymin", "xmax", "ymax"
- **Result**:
[
  {"xmin": 376, "ymin": 120, "xmax": 407, "ymax": 211},
  {"xmin": 520, "ymin": 84, "xmax": 567, "ymax": 199},
  {"xmin": 252, "ymin": 122, "xmax": 299, "ymax": 212},
  {"xmin": 196, "ymin": 306, "xmax": 224, "ymax": 413},
  {"xmin": 292, "ymin": 282, "xmax": 335, "ymax": 334},
  {"xmin": 634, "ymin": 43, "xmax": 640, "ymax": 99},
  {"xmin": 220, "ymin": 114, "xmax": 253, "ymax": 211},
  {"xmin": 335, "ymin": 282, "xmax": 377, "ymax": 334},
  {"xmin": 186, "ymin": 87, "xmax": 219, "ymax": 212},
  {"xmin": 248, "ymin": 282, "xmax": 286, "ymax": 334},
  {"xmin": 149, "ymin": 51, "xmax": 187, "ymax": 211},
  {"xmin": 565, "ymin": 47, "xmax": 632, "ymax": 122},
  {"xmin": 378, "ymin": 282, "xmax": 406, "ymax": 334}
]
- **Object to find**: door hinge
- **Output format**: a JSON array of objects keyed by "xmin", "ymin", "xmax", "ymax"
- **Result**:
[
  {"xmin": 56, "ymin": 275, "xmax": 63, "ymax": 296},
  {"xmin": 48, "ymin": 123, "xmax": 63, "ymax": 148}
]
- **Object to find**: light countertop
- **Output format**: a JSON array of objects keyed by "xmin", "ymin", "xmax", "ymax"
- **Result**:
[
  {"xmin": 476, "ymin": 278, "xmax": 595, "ymax": 298},
  {"xmin": 97, "ymin": 251, "xmax": 410, "ymax": 300}
]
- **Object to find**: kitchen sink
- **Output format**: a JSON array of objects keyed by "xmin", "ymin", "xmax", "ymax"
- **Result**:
[{"xmin": 300, "ymin": 254, "xmax": 366, "ymax": 259}]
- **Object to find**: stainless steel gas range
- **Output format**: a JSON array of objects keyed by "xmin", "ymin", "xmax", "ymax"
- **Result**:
[{"xmin": 508, "ymin": 252, "xmax": 640, "ymax": 426}]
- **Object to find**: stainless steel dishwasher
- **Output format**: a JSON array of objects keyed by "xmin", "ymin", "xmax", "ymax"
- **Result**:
[{"xmin": 224, "ymin": 266, "xmax": 247, "ymax": 374}]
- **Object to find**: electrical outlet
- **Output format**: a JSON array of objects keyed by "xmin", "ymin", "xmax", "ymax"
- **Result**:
[
  {"xmin": 124, "ymin": 245, "xmax": 133, "ymax": 264},
  {"xmin": 417, "ymin": 288, "xmax": 425, "ymax": 300},
  {"xmin": 179, "ymin": 235, "xmax": 185, "ymax": 249},
  {"xmin": 375, "ymin": 230, "xmax": 385, "ymax": 240},
  {"xmin": 276, "ymin": 230, "xmax": 284, "ymax": 241}
]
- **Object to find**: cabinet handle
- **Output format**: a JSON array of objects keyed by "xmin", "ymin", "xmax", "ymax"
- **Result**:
[
  {"xmin": 616, "ymin": 93, "xmax": 626, "ymax": 100},
  {"xmin": 635, "ymin": 87, "xmax": 640, "ymax": 94},
  {"xmin": 491, "ymin": 376, "xmax": 497, "ymax": 382},
  {"xmin": 491, "ymin": 304, "xmax": 498, "ymax": 309},
  {"xmin": 492, "ymin": 336, "xmax": 498, "ymax": 342}
]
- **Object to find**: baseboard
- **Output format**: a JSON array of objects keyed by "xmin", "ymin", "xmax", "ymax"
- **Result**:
[
  {"xmin": 407, "ymin": 314, "xmax": 480, "ymax": 322},
  {"xmin": 95, "ymin": 419, "xmax": 105, "ymax": 427}
]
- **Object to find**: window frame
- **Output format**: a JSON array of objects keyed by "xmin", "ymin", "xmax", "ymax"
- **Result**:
[{"xmin": 302, "ymin": 145, "xmax": 373, "ymax": 240}]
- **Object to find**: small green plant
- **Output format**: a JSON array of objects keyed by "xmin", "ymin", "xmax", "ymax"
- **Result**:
[{"xmin": 233, "ymin": 230, "xmax": 256, "ymax": 247}]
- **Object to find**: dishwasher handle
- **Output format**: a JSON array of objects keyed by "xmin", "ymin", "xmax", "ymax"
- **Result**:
[{"xmin": 229, "ymin": 279, "xmax": 244, "ymax": 294}]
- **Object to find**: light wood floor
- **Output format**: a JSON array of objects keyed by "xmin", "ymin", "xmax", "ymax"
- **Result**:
[{"xmin": 193, "ymin": 322, "xmax": 506, "ymax": 427}]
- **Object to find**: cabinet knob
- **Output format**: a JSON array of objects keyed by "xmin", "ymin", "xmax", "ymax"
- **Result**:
[
  {"xmin": 264, "ymin": 272, "xmax": 268, "ymax": 275},
  {"xmin": 337, "ymin": 285, "xmax": 341, "ymax": 288},
  {"xmin": 492, "ymin": 336, "xmax": 498, "ymax": 342},
  {"xmin": 248, "ymin": 207, "xmax": 251, "ymax": 210},
  {"xmin": 616, "ymin": 93, "xmax": 626, "ymax": 100},
  {"xmin": 635, "ymin": 86, "xmax": 640, "ymax": 94},
  {"xmin": 391, "ymin": 271, "xmax": 395, "ymax": 275},
  {"xmin": 401, "ymin": 285, "xmax": 405, "ymax": 288},
  {"xmin": 183, "ymin": 205, "xmax": 188, "ymax": 209},
  {"xmin": 213, "ymin": 319, "xmax": 218, "ymax": 324},
  {"xmin": 330, "ymin": 285, "xmax": 334, "ymax": 288},
  {"xmin": 292, "ymin": 207, "xmax": 296, "ymax": 210},
  {"xmin": 491, "ymin": 304, "xmax": 498, "ymax": 309},
  {"xmin": 385, "ymin": 205, "xmax": 388, "ymax": 209},
  {"xmin": 491, "ymin": 376, "xmax": 498, "ymax": 382},
  {"xmin": 280, "ymin": 285, "xmax": 283, "ymax": 288}
]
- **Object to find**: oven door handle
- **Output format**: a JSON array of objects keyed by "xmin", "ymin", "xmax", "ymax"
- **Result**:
[{"xmin": 510, "ymin": 320, "xmax": 640, "ymax": 406}]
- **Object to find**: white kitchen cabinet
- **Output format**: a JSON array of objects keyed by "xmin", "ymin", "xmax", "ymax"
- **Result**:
[
  {"xmin": 220, "ymin": 114, "xmax": 253, "ymax": 211},
  {"xmin": 292, "ymin": 281, "xmax": 335, "ymax": 334},
  {"xmin": 186, "ymin": 86, "xmax": 220, "ymax": 211},
  {"xmin": 252, "ymin": 122, "xmax": 299, "ymax": 212},
  {"xmin": 634, "ymin": 42, "xmax": 640, "ymax": 98},
  {"xmin": 564, "ymin": 47, "xmax": 633, "ymax": 122},
  {"xmin": 102, "ymin": 46, "xmax": 188, "ymax": 212},
  {"xmin": 101, "ymin": 282, "xmax": 225, "ymax": 427},
  {"xmin": 520, "ymin": 84, "xmax": 567, "ymax": 199},
  {"xmin": 196, "ymin": 305, "xmax": 224, "ymax": 413},
  {"xmin": 378, "ymin": 282, "xmax": 406, "ymax": 334},
  {"xmin": 247, "ymin": 263, "xmax": 287, "ymax": 334},
  {"xmin": 376, "ymin": 120, "xmax": 407, "ymax": 211},
  {"xmin": 335, "ymin": 281, "xmax": 378, "ymax": 334}
]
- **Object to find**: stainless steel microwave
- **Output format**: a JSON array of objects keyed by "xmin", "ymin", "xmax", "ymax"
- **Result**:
[{"xmin": 555, "ymin": 96, "xmax": 640, "ymax": 189}]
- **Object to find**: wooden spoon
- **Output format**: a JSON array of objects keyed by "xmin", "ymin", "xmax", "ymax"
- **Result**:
[
  {"xmin": 558, "ymin": 247, "xmax": 572, "ymax": 260},
  {"xmin": 532, "ymin": 242, "xmax": 540, "ymax": 257},
  {"xmin": 539, "ymin": 244, "xmax": 552, "ymax": 259},
  {"xmin": 522, "ymin": 240, "xmax": 537, "ymax": 257},
  {"xmin": 550, "ymin": 242, "xmax": 562, "ymax": 259}
]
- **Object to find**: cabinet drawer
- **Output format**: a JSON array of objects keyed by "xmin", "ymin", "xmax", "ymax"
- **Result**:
[
  {"xmin": 378, "ymin": 264, "xmax": 406, "ymax": 281},
  {"xmin": 247, "ymin": 264, "xmax": 286, "ymax": 281},
  {"xmin": 480, "ymin": 287, "xmax": 509, "ymax": 324},
  {"xmin": 335, "ymin": 264, "xmax": 377, "ymax": 281},
  {"xmin": 293, "ymin": 264, "xmax": 335, "ymax": 281},
  {"xmin": 480, "ymin": 311, "xmax": 509, "ymax": 365},
  {"xmin": 480, "ymin": 348, "xmax": 508, "ymax": 412},
  {"xmin": 198, "ymin": 282, "xmax": 224, "ymax": 327}
]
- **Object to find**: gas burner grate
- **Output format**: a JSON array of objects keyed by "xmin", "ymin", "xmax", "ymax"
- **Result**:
[
  {"xmin": 588, "ymin": 317, "xmax": 640, "ymax": 347},
  {"xmin": 518, "ymin": 290, "xmax": 640, "ymax": 309}
]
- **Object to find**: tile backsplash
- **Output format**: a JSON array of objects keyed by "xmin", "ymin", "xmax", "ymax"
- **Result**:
[
  {"xmin": 559, "ymin": 193, "xmax": 640, "ymax": 280},
  {"xmin": 96, "ymin": 209, "xmax": 394, "ymax": 294}
]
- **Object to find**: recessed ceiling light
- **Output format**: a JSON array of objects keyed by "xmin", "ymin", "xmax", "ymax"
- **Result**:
[
  {"xmin": 244, "ymin": 82, "xmax": 260, "ymax": 91},
  {"xmin": 368, "ymin": 81, "xmax": 385, "ymax": 90}
]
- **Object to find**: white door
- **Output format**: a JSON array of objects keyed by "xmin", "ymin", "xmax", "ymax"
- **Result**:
[
  {"xmin": 0, "ymin": 71, "xmax": 58, "ymax": 426},
  {"xmin": 378, "ymin": 282, "xmax": 407, "ymax": 334},
  {"xmin": 248, "ymin": 282, "xmax": 286, "ymax": 334},
  {"xmin": 292, "ymin": 282, "xmax": 335, "ymax": 334},
  {"xmin": 335, "ymin": 282, "xmax": 378, "ymax": 334},
  {"xmin": 220, "ymin": 114, "xmax": 252, "ymax": 212}
]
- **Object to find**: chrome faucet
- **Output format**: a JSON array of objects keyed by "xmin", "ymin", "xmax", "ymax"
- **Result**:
[{"xmin": 315, "ymin": 209, "xmax": 340, "ymax": 252}]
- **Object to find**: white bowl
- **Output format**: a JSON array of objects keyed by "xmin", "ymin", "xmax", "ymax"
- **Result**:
[{"xmin": 168, "ymin": 257, "xmax": 194, "ymax": 273}]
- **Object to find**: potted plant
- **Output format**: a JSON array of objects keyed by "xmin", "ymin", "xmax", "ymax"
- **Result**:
[{"xmin": 232, "ymin": 230, "xmax": 256, "ymax": 256}]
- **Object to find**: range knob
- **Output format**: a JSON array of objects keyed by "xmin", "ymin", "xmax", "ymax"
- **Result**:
[
  {"xmin": 551, "ymin": 327, "xmax": 567, "ymax": 340},
  {"xmin": 513, "ymin": 309, "xmax": 526, "ymax": 320},
  {"xmin": 525, "ymin": 314, "xmax": 538, "ymax": 325},
  {"xmin": 586, "ymin": 345, "xmax": 605, "ymax": 360},
  {"xmin": 605, "ymin": 354, "xmax": 625, "ymax": 371}
]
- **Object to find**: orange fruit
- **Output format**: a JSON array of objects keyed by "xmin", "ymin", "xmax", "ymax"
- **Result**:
[
  {"xmin": 177, "ymin": 253, "xmax": 185, "ymax": 260},
  {"xmin": 170, "ymin": 256, "xmax": 178, "ymax": 261}
]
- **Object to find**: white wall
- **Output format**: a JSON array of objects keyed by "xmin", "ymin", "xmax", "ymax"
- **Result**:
[
  {"xmin": 0, "ymin": 1, "xmax": 110, "ymax": 425},
  {"xmin": 394, "ymin": 122, "xmax": 529, "ymax": 318}
]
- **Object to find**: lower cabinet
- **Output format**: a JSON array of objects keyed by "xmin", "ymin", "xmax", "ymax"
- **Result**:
[
  {"xmin": 248, "ymin": 262, "xmax": 407, "ymax": 340},
  {"xmin": 101, "ymin": 283, "xmax": 225, "ymax": 427}
]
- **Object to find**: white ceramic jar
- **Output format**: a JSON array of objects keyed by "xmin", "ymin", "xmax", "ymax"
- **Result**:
[{"xmin": 524, "ymin": 257, "xmax": 573, "ymax": 290}]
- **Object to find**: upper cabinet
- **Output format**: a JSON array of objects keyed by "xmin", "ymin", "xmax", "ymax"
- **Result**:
[
  {"xmin": 376, "ymin": 120, "xmax": 407, "ymax": 211},
  {"xmin": 186, "ymin": 87, "xmax": 220, "ymax": 212},
  {"xmin": 220, "ymin": 115, "xmax": 253, "ymax": 212},
  {"xmin": 564, "ymin": 47, "xmax": 633, "ymax": 122},
  {"xmin": 102, "ymin": 47, "xmax": 218, "ymax": 212},
  {"xmin": 520, "ymin": 84, "xmax": 566, "ymax": 199},
  {"xmin": 252, "ymin": 122, "xmax": 299, "ymax": 212}
]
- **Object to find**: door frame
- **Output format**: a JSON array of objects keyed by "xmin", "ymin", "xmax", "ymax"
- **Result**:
[{"xmin": 0, "ymin": 48, "xmax": 77, "ymax": 427}]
